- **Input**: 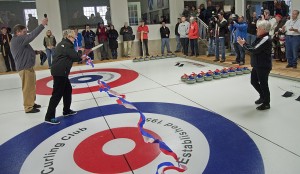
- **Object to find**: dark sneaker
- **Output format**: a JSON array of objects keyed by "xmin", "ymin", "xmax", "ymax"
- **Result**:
[
  {"xmin": 45, "ymin": 118, "xmax": 60, "ymax": 125},
  {"xmin": 255, "ymin": 98, "xmax": 264, "ymax": 105},
  {"xmin": 33, "ymin": 104, "xmax": 41, "ymax": 109},
  {"xmin": 63, "ymin": 110, "xmax": 77, "ymax": 116},
  {"xmin": 239, "ymin": 62, "xmax": 245, "ymax": 65},
  {"xmin": 232, "ymin": 61, "xmax": 239, "ymax": 64},
  {"xmin": 213, "ymin": 59, "xmax": 220, "ymax": 62},
  {"xmin": 286, "ymin": 65, "xmax": 293, "ymax": 68},
  {"xmin": 293, "ymin": 65, "xmax": 297, "ymax": 69},
  {"xmin": 26, "ymin": 108, "xmax": 40, "ymax": 113},
  {"xmin": 256, "ymin": 104, "xmax": 270, "ymax": 110},
  {"xmin": 220, "ymin": 59, "xmax": 225, "ymax": 63}
]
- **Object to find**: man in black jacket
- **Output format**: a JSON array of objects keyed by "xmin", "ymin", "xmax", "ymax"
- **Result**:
[
  {"xmin": 175, "ymin": 18, "xmax": 181, "ymax": 52},
  {"xmin": 45, "ymin": 30, "xmax": 86, "ymax": 124},
  {"xmin": 238, "ymin": 20, "xmax": 272, "ymax": 110},
  {"xmin": 160, "ymin": 21, "xmax": 171, "ymax": 55},
  {"xmin": 120, "ymin": 22, "xmax": 133, "ymax": 57},
  {"xmin": 214, "ymin": 12, "xmax": 227, "ymax": 62}
]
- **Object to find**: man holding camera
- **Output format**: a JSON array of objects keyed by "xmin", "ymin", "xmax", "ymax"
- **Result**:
[
  {"xmin": 214, "ymin": 12, "xmax": 227, "ymax": 62},
  {"xmin": 231, "ymin": 16, "xmax": 248, "ymax": 65}
]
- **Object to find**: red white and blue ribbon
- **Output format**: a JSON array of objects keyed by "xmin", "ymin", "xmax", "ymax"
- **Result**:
[
  {"xmin": 85, "ymin": 56, "xmax": 94, "ymax": 68},
  {"xmin": 98, "ymin": 80, "xmax": 187, "ymax": 174}
]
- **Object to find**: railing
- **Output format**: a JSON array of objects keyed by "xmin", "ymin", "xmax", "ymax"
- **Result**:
[{"xmin": 197, "ymin": 17, "xmax": 209, "ymax": 47}]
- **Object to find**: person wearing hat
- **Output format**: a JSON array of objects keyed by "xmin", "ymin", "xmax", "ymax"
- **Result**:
[
  {"xmin": 137, "ymin": 20, "xmax": 150, "ymax": 56},
  {"xmin": 0, "ymin": 26, "xmax": 16, "ymax": 72},
  {"xmin": 273, "ymin": 14, "xmax": 287, "ymax": 62}
]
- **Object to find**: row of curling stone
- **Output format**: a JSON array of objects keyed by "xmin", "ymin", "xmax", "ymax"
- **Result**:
[
  {"xmin": 133, "ymin": 53, "xmax": 177, "ymax": 62},
  {"xmin": 181, "ymin": 67, "xmax": 251, "ymax": 84}
]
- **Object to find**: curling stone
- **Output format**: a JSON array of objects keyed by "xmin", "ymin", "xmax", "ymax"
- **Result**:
[
  {"xmin": 242, "ymin": 67, "xmax": 251, "ymax": 74},
  {"xmin": 195, "ymin": 74, "xmax": 204, "ymax": 82},
  {"xmin": 186, "ymin": 75, "xmax": 196, "ymax": 84},
  {"xmin": 181, "ymin": 74, "xmax": 189, "ymax": 82}
]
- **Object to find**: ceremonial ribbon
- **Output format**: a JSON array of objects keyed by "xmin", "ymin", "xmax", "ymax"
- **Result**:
[
  {"xmin": 98, "ymin": 80, "xmax": 187, "ymax": 174},
  {"xmin": 85, "ymin": 56, "xmax": 94, "ymax": 68}
]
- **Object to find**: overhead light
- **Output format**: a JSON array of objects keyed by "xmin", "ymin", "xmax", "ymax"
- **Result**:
[{"xmin": 20, "ymin": 1, "xmax": 36, "ymax": 2}]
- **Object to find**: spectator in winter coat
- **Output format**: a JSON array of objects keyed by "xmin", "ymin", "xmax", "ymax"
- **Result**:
[
  {"xmin": 214, "ymin": 12, "xmax": 228, "ymax": 62},
  {"xmin": 178, "ymin": 16, "xmax": 190, "ymax": 56},
  {"xmin": 96, "ymin": 22, "xmax": 109, "ymax": 60},
  {"xmin": 43, "ymin": 30, "xmax": 56, "ymax": 68},
  {"xmin": 273, "ymin": 14, "xmax": 287, "ymax": 62},
  {"xmin": 0, "ymin": 26, "xmax": 15, "ymax": 72},
  {"xmin": 82, "ymin": 25, "xmax": 96, "ymax": 60},
  {"xmin": 231, "ymin": 16, "xmax": 248, "ymax": 65},
  {"xmin": 247, "ymin": 12, "xmax": 258, "ymax": 45},
  {"xmin": 188, "ymin": 17, "xmax": 199, "ymax": 56},
  {"xmin": 174, "ymin": 18, "xmax": 181, "ymax": 52},
  {"xmin": 120, "ymin": 22, "xmax": 133, "ymax": 57},
  {"xmin": 160, "ymin": 21, "xmax": 171, "ymax": 55},
  {"xmin": 108, "ymin": 25, "xmax": 119, "ymax": 59}
]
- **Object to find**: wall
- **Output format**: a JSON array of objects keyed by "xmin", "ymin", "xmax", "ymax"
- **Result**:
[{"xmin": 32, "ymin": 0, "xmax": 63, "ymax": 50}]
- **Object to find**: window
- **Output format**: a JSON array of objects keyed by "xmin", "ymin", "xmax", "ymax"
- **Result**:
[
  {"xmin": 0, "ymin": 0, "xmax": 36, "ymax": 32},
  {"xmin": 59, "ymin": 0, "xmax": 111, "ymax": 30},
  {"xmin": 127, "ymin": 0, "xmax": 170, "ymax": 25},
  {"xmin": 24, "ymin": 9, "xmax": 38, "ymax": 32},
  {"xmin": 96, "ymin": 6, "xmax": 108, "ymax": 25},
  {"xmin": 83, "ymin": 7, "xmax": 95, "ymax": 19},
  {"xmin": 128, "ymin": 2, "xmax": 140, "ymax": 26}
]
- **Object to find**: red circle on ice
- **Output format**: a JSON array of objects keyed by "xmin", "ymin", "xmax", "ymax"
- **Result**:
[
  {"xmin": 36, "ymin": 68, "xmax": 139, "ymax": 95},
  {"xmin": 73, "ymin": 127, "xmax": 161, "ymax": 173}
]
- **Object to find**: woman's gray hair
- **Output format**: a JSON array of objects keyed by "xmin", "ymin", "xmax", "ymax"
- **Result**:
[
  {"xmin": 63, "ymin": 29, "xmax": 75, "ymax": 39},
  {"xmin": 256, "ymin": 20, "xmax": 271, "ymax": 32}
]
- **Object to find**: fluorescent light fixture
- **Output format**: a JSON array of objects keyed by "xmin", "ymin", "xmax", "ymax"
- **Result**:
[{"xmin": 20, "ymin": 0, "xmax": 35, "ymax": 2}]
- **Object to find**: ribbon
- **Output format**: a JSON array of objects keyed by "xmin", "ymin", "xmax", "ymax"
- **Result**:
[
  {"xmin": 98, "ymin": 80, "xmax": 187, "ymax": 174},
  {"xmin": 85, "ymin": 56, "xmax": 94, "ymax": 68}
]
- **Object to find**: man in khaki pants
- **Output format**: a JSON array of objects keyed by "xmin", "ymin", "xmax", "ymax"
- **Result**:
[
  {"xmin": 120, "ymin": 22, "xmax": 133, "ymax": 57},
  {"xmin": 11, "ymin": 18, "xmax": 48, "ymax": 113}
]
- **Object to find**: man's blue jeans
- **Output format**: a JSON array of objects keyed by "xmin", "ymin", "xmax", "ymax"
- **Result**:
[
  {"xmin": 215, "ymin": 37, "xmax": 225, "ymax": 60},
  {"xmin": 285, "ymin": 35, "xmax": 300, "ymax": 66}
]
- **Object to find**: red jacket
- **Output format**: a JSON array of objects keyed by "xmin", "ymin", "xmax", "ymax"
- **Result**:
[
  {"xmin": 137, "ymin": 25, "xmax": 149, "ymax": 40},
  {"xmin": 96, "ymin": 27, "xmax": 108, "ymax": 42},
  {"xmin": 188, "ymin": 21, "xmax": 199, "ymax": 39}
]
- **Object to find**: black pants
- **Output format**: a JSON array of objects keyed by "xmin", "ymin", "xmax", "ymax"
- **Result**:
[
  {"xmin": 251, "ymin": 68, "xmax": 271, "ymax": 104},
  {"xmin": 2, "ymin": 49, "xmax": 16, "ymax": 71},
  {"xmin": 180, "ymin": 38, "xmax": 189, "ymax": 56},
  {"xmin": 45, "ymin": 76, "xmax": 72, "ymax": 120},
  {"xmin": 139, "ymin": 39, "xmax": 149, "ymax": 56},
  {"xmin": 190, "ymin": 39, "xmax": 199, "ymax": 56}
]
